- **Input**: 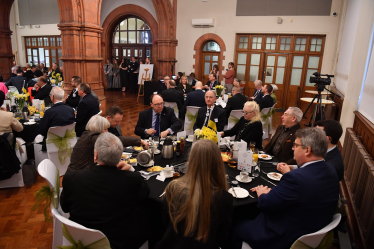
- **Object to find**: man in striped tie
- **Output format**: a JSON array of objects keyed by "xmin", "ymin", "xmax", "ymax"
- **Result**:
[
  {"xmin": 249, "ymin": 79, "xmax": 263, "ymax": 102},
  {"xmin": 65, "ymin": 76, "xmax": 81, "ymax": 109}
]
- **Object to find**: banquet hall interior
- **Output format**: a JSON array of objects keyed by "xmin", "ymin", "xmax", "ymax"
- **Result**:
[{"xmin": 1, "ymin": 0, "xmax": 374, "ymax": 248}]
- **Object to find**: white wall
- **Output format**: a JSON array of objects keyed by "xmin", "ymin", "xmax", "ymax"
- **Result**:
[
  {"xmin": 176, "ymin": 0, "xmax": 343, "ymax": 82},
  {"xmin": 100, "ymin": 0, "xmax": 157, "ymax": 26}
]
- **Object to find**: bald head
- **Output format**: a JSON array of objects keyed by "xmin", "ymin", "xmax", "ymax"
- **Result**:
[
  {"xmin": 205, "ymin": 90, "xmax": 216, "ymax": 107},
  {"xmin": 195, "ymin": 81, "xmax": 203, "ymax": 89}
]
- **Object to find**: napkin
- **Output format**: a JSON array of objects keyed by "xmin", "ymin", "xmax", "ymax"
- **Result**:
[{"xmin": 156, "ymin": 174, "xmax": 165, "ymax": 182}]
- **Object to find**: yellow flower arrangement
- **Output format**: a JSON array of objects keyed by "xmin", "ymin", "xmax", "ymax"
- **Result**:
[
  {"xmin": 194, "ymin": 126, "xmax": 218, "ymax": 143},
  {"xmin": 215, "ymin": 85, "xmax": 226, "ymax": 97},
  {"xmin": 14, "ymin": 92, "xmax": 30, "ymax": 111}
]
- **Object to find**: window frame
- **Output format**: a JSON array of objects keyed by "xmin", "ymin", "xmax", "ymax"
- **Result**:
[{"xmin": 24, "ymin": 35, "xmax": 62, "ymax": 68}]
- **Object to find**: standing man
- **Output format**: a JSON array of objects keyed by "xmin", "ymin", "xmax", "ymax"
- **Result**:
[
  {"xmin": 203, "ymin": 73, "xmax": 219, "ymax": 91},
  {"xmin": 250, "ymin": 80, "xmax": 263, "ymax": 102},
  {"xmin": 255, "ymin": 84, "xmax": 274, "ymax": 110},
  {"xmin": 161, "ymin": 79, "xmax": 184, "ymax": 118},
  {"xmin": 65, "ymin": 76, "xmax": 81, "ymax": 109},
  {"xmin": 222, "ymin": 62, "xmax": 235, "ymax": 94},
  {"xmin": 135, "ymin": 94, "xmax": 182, "ymax": 139},
  {"xmin": 5, "ymin": 68, "xmax": 26, "ymax": 93},
  {"xmin": 75, "ymin": 83, "xmax": 100, "ymax": 137},
  {"xmin": 225, "ymin": 85, "xmax": 247, "ymax": 122},
  {"xmin": 183, "ymin": 81, "xmax": 206, "ymax": 116},
  {"xmin": 129, "ymin": 56, "xmax": 139, "ymax": 93},
  {"xmin": 31, "ymin": 77, "xmax": 53, "ymax": 106},
  {"xmin": 193, "ymin": 90, "xmax": 226, "ymax": 132}
]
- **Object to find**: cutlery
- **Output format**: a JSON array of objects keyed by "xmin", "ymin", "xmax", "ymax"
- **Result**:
[
  {"xmin": 261, "ymin": 170, "xmax": 268, "ymax": 175},
  {"xmin": 231, "ymin": 187, "xmax": 238, "ymax": 197},
  {"xmin": 260, "ymin": 176, "xmax": 277, "ymax": 186},
  {"xmin": 159, "ymin": 191, "xmax": 165, "ymax": 197}
]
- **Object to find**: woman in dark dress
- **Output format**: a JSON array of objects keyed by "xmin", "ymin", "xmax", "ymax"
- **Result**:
[
  {"xmin": 120, "ymin": 58, "xmax": 128, "ymax": 92},
  {"xmin": 176, "ymin": 75, "xmax": 193, "ymax": 96},
  {"xmin": 221, "ymin": 101, "xmax": 263, "ymax": 150},
  {"xmin": 155, "ymin": 139, "xmax": 233, "ymax": 249}
]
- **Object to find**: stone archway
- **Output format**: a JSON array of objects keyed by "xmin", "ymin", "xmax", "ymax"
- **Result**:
[{"xmin": 193, "ymin": 33, "xmax": 226, "ymax": 82}]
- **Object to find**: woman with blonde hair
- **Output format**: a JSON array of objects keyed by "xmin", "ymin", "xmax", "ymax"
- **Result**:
[
  {"xmin": 155, "ymin": 139, "xmax": 233, "ymax": 249},
  {"xmin": 220, "ymin": 101, "xmax": 263, "ymax": 149},
  {"xmin": 176, "ymin": 75, "xmax": 193, "ymax": 95}
]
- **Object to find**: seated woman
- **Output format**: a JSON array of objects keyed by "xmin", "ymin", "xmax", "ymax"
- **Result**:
[
  {"xmin": 270, "ymin": 84, "xmax": 278, "ymax": 104},
  {"xmin": 155, "ymin": 139, "xmax": 233, "ymax": 249},
  {"xmin": 176, "ymin": 75, "xmax": 193, "ymax": 95},
  {"xmin": 67, "ymin": 115, "xmax": 141, "ymax": 172},
  {"xmin": 220, "ymin": 101, "xmax": 263, "ymax": 150},
  {"xmin": 233, "ymin": 78, "xmax": 241, "ymax": 87}
]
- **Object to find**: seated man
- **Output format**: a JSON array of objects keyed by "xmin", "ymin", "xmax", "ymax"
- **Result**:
[
  {"xmin": 158, "ymin": 75, "xmax": 169, "ymax": 93},
  {"xmin": 65, "ymin": 76, "xmax": 81, "ymax": 109},
  {"xmin": 135, "ymin": 94, "xmax": 182, "ymax": 139},
  {"xmin": 61, "ymin": 132, "xmax": 150, "ymax": 249},
  {"xmin": 5, "ymin": 68, "xmax": 27, "ymax": 93},
  {"xmin": 278, "ymin": 119, "xmax": 344, "ymax": 181},
  {"xmin": 24, "ymin": 65, "xmax": 36, "ymax": 82},
  {"xmin": 255, "ymin": 84, "xmax": 274, "ymax": 110},
  {"xmin": 0, "ymin": 91, "xmax": 23, "ymax": 134},
  {"xmin": 106, "ymin": 106, "xmax": 148, "ymax": 148},
  {"xmin": 183, "ymin": 81, "xmax": 206, "ymax": 117},
  {"xmin": 225, "ymin": 85, "xmax": 247, "ymax": 122},
  {"xmin": 75, "ymin": 83, "xmax": 100, "ymax": 137},
  {"xmin": 249, "ymin": 79, "xmax": 263, "ymax": 102},
  {"xmin": 264, "ymin": 107, "xmax": 303, "ymax": 164},
  {"xmin": 203, "ymin": 73, "xmax": 219, "ymax": 91},
  {"xmin": 31, "ymin": 77, "xmax": 53, "ymax": 106},
  {"xmin": 193, "ymin": 90, "xmax": 226, "ymax": 132},
  {"xmin": 38, "ymin": 87, "xmax": 75, "ymax": 151},
  {"xmin": 27, "ymin": 70, "xmax": 43, "ymax": 88},
  {"xmin": 161, "ymin": 79, "xmax": 184, "ymax": 118},
  {"xmin": 232, "ymin": 128, "xmax": 339, "ymax": 249}
]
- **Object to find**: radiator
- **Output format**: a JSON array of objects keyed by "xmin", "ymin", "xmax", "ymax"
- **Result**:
[{"xmin": 342, "ymin": 128, "xmax": 374, "ymax": 248}]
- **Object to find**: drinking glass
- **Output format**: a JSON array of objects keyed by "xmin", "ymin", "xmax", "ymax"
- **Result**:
[
  {"xmin": 252, "ymin": 163, "xmax": 260, "ymax": 177},
  {"xmin": 249, "ymin": 141, "xmax": 256, "ymax": 152},
  {"xmin": 253, "ymin": 148, "xmax": 259, "ymax": 163}
]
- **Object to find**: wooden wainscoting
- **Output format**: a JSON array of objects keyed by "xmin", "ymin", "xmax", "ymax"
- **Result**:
[{"xmin": 353, "ymin": 111, "xmax": 374, "ymax": 159}]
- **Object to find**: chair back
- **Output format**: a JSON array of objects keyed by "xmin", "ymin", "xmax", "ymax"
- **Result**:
[
  {"xmin": 46, "ymin": 123, "xmax": 77, "ymax": 176},
  {"xmin": 1, "ymin": 99, "xmax": 11, "ymax": 108},
  {"xmin": 164, "ymin": 101, "xmax": 179, "ymax": 118},
  {"xmin": 242, "ymin": 242, "xmax": 252, "ymax": 249},
  {"xmin": 37, "ymin": 159, "xmax": 59, "ymax": 189},
  {"xmin": 228, "ymin": 110, "xmax": 242, "ymax": 130},
  {"xmin": 295, "ymin": 214, "xmax": 341, "ymax": 248},
  {"xmin": 51, "ymin": 208, "xmax": 109, "ymax": 247},
  {"xmin": 8, "ymin": 86, "xmax": 18, "ymax": 94},
  {"xmin": 261, "ymin": 107, "xmax": 272, "ymax": 139},
  {"xmin": 184, "ymin": 106, "xmax": 201, "ymax": 135},
  {"xmin": 32, "ymin": 99, "xmax": 43, "ymax": 110}
]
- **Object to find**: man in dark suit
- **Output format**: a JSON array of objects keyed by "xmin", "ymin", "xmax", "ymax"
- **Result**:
[
  {"xmin": 24, "ymin": 65, "xmax": 36, "ymax": 82},
  {"xmin": 255, "ymin": 84, "xmax": 274, "ymax": 110},
  {"xmin": 225, "ymin": 85, "xmax": 247, "ymax": 122},
  {"xmin": 158, "ymin": 76, "xmax": 169, "ymax": 93},
  {"xmin": 203, "ymin": 73, "xmax": 219, "ymax": 91},
  {"xmin": 264, "ymin": 107, "xmax": 303, "ymax": 164},
  {"xmin": 61, "ymin": 133, "xmax": 150, "ymax": 249},
  {"xmin": 249, "ymin": 79, "xmax": 263, "ymax": 102},
  {"xmin": 48, "ymin": 63, "xmax": 62, "ymax": 77},
  {"xmin": 183, "ymin": 81, "xmax": 206, "ymax": 117},
  {"xmin": 161, "ymin": 79, "xmax": 184, "ymax": 118},
  {"xmin": 27, "ymin": 70, "xmax": 43, "ymax": 88},
  {"xmin": 38, "ymin": 87, "xmax": 75, "ymax": 151},
  {"xmin": 31, "ymin": 77, "xmax": 52, "ymax": 106},
  {"xmin": 65, "ymin": 76, "xmax": 81, "ymax": 109},
  {"xmin": 193, "ymin": 90, "xmax": 226, "ymax": 132},
  {"xmin": 129, "ymin": 56, "xmax": 139, "ymax": 93},
  {"xmin": 233, "ymin": 128, "xmax": 339, "ymax": 249},
  {"xmin": 135, "ymin": 94, "xmax": 182, "ymax": 139},
  {"xmin": 75, "ymin": 83, "xmax": 100, "ymax": 137},
  {"xmin": 5, "ymin": 68, "xmax": 27, "ymax": 93}
]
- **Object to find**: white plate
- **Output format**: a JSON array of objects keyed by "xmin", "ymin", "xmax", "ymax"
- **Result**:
[
  {"xmin": 24, "ymin": 121, "xmax": 36, "ymax": 125},
  {"xmin": 154, "ymin": 149, "xmax": 161, "ymax": 155},
  {"xmin": 228, "ymin": 187, "xmax": 249, "ymax": 198},
  {"xmin": 259, "ymin": 154, "xmax": 273, "ymax": 160},
  {"xmin": 160, "ymin": 141, "xmax": 164, "ymax": 145},
  {"xmin": 267, "ymin": 172, "xmax": 282, "ymax": 181},
  {"xmin": 186, "ymin": 139, "xmax": 193, "ymax": 143},
  {"xmin": 235, "ymin": 175, "xmax": 252, "ymax": 183}
]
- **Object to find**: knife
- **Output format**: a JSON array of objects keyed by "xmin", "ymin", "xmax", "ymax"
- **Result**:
[
  {"xmin": 231, "ymin": 187, "xmax": 238, "ymax": 197},
  {"xmin": 260, "ymin": 176, "xmax": 277, "ymax": 186}
]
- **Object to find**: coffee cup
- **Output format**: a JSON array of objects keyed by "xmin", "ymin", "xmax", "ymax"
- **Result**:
[
  {"xmin": 164, "ymin": 166, "xmax": 174, "ymax": 178},
  {"xmin": 240, "ymin": 172, "xmax": 249, "ymax": 181},
  {"xmin": 188, "ymin": 135, "xmax": 194, "ymax": 141}
]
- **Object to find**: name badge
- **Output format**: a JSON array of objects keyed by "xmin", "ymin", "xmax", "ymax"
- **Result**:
[
  {"xmin": 214, "ymin": 118, "xmax": 218, "ymax": 122},
  {"xmin": 206, "ymin": 113, "xmax": 210, "ymax": 117}
]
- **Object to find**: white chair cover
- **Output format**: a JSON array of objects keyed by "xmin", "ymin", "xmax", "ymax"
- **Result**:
[
  {"xmin": 261, "ymin": 107, "xmax": 272, "ymax": 139},
  {"xmin": 33, "ymin": 135, "xmax": 49, "ymax": 167},
  {"xmin": 8, "ymin": 86, "xmax": 18, "ymax": 94},
  {"xmin": 164, "ymin": 101, "xmax": 179, "ymax": 118},
  {"xmin": 242, "ymin": 242, "xmax": 252, "ymax": 249},
  {"xmin": 0, "ymin": 137, "xmax": 26, "ymax": 188},
  {"xmin": 184, "ymin": 106, "xmax": 201, "ymax": 135},
  {"xmin": 227, "ymin": 110, "xmax": 242, "ymax": 140},
  {"xmin": 296, "ymin": 214, "xmax": 341, "ymax": 248},
  {"xmin": 1, "ymin": 99, "xmax": 10, "ymax": 108},
  {"xmin": 46, "ymin": 123, "xmax": 77, "ymax": 176}
]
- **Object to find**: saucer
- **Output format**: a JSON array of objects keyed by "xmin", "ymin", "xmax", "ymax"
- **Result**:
[
  {"xmin": 228, "ymin": 187, "xmax": 249, "ymax": 198},
  {"xmin": 235, "ymin": 175, "xmax": 252, "ymax": 183},
  {"xmin": 186, "ymin": 139, "xmax": 193, "ymax": 142},
  {"xmin": 259, "ymin": 154, "xmax": 273, "ymax": 160},
  {"xmin": 267, "ymin": 172, "xmax": 282, "ymax": 181},
  {"xmin": 154, "ymin": 149, "xmax": 161, "ymax": 155}
]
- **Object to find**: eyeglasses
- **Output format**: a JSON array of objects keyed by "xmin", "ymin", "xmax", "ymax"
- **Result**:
[
  {"xmin": 152, "ymin": 102, "xmax": 164, "ymax": 107},
  {"xmin": 242, "ymin": 110, "xmax": 254, "ymax": 115},
  {"xmin": 292, "ymin": 142, "xmax": 304, "ymax": 149}
]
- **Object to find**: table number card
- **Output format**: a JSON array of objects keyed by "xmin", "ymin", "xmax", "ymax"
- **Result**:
[
  {"xmin": 238, "ymin": 150, "xmax": 253, "ymax": 172},
  {"xmin": 233, "ymin": 141, "xmax": 247, "ymax": 153}
]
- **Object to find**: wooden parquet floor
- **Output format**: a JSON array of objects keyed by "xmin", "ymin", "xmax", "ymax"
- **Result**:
[{"xmin": 0, "ymin": 90, "xmax": 314, "ymax": 249}]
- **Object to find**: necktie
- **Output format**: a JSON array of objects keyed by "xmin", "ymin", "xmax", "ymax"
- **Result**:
[
  {"xmin": 154, "ymin": 114, "xmax": 160, "ymax": 137},
  {"xmin": 204, "ymin": 108, "xmax": 211, "ymax": 127},
  {"xmin": 210, "ymin": 81, "xmax": 214, "ymax": 89}
]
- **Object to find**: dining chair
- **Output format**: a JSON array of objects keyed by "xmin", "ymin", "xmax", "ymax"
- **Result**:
[
  {"xmin": 261, "ymin": 107, "xmax": 272, "ymax": 139},
  {"xmin": 227, "ymin": 110, "xmax": 242, "ymax": 140},
  {"xmin": 184, "ymin": 106, "xmax": 201, "ymax": 135},
  {"xmin": 164, "ymin": 101, "xmax": 179, "ymax": 118},
  {"xmin": 242, "ymin": 242, "xmax": 252, "ymax": 249}
]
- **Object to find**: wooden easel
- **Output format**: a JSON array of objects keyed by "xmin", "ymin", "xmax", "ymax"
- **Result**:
[{"xmin": 137, "ymin": 68, "xmax": 150, "ymax": 101}]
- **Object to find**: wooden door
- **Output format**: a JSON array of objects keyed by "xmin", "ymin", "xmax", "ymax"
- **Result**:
[
  {"xmin": 201, "ymin": 52, "xmax": 219, "ymax": 84},
  {"xmin": 263, "ymin": 54, "xmax": 289, "ymax": 108},
  {"xmin": 284, "ymin": 55, "xmax": 306, "ymax": 109}
]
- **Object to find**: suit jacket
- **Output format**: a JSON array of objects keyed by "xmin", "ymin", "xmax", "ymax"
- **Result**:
[
  {"xmin": 255, "ymin": 94, "xmax": 274, "ymax": 110},
  {"xmin": 5, "ymin": 75, "xmax": 27, "ymax": 93},
  {"xmin": 75, "ymin": 94, "xmax": 100, "ymax": 137},
  {"xmin": 241, "ymin": 161, "xmax": 339, "ymax": 249},
  {"xmin": 135, "ymin": 107, "xmax": 182, "ymax": 139},
  {"xmin": 264, "ymin": 123, "xmax": 301, "ymax": 165},
  {"xmin": 158, "ymin": 83, "xmax": 167, "ymax": 93},
  {"xmin": 61, "ymin": 165, "xmax": 150, "ymax": 249},
  {"xmin": 24, "ymin": 70, "xmax": 35, "ymax": 82},
  {"xmin": 104, "ymin": 63, "xmax": 113, "ymax": 75},
  {"xmin": 161, "ymin": 88, "xmax": 184, "ymax": 118},
  {"xmin": 252, "ymin": 89, "xmax": 263, "ymax": 102},
  {"xmin": 193, "ymin": 106, "xmax": 226, "ymax": 132},
  {"xmin": 183, "ymin": 89, "xmax": 206, "ymax": 118},
  {"xmin": 38, "ymin": 102, "xmax": 76, "ymax": 151},
  {"xmin": 206, "ymin": 80, "xmax": 219, "ymax": 90},
  {"xmin": 325, "ymin": 146, "xmax": 344, "ymax": 181},
  {"xmin": 225, "ymin": 93, "xmax": 247, "ymax": 121},
  {"xmin": 223, "ymin": 118, "xmax": 263, "ymax": 150},
  {"xmin": 65, "ymin": 88, "xmax": 80, "ymax": 109},
  {"xmin": 0, "ymin": 110, "xmax": 23, "ymax": 134},
  {"xmin": 31, "ymin": 84, "xmax": 53, "ymax": 106}
]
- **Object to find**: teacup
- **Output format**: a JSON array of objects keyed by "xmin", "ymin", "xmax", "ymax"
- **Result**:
[
  {"xmin": 188, "ymin": 135, "xmax": 194, "ymax": 141},
  {"xmin": 164, "ymin": 166, "xmax": 174, "ymax": 178},
  {"xmin": 240, "ymin": 172, "xmax": 250, "ymax": 181}
]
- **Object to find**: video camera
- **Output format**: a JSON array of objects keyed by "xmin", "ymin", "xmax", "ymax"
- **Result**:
[{"xmin": 309, "ymin": 72, "xmax": 334, "ymax": 85}]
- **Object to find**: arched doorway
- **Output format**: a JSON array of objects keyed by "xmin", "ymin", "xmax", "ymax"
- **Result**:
[
  {"xmin": 111, "ymin": 17, "xmax": 153, "ymax": 63},
  {"xmin": 201, "ymin": 41, "xmax": 220, "ymax": 83}
]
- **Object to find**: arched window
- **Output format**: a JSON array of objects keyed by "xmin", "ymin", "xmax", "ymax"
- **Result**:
[
  {"xmin": 111, "ymin": 17, "xmax": 152, "ymax": 62},
  {"xmin": 203, "ymin": 41, "xmax": 220, "ymax": 52}
]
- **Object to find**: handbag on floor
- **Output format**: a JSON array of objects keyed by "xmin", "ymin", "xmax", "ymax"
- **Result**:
[{"xmin": 22, "ymin": 159, "xmax": 37, "ymax": 185}]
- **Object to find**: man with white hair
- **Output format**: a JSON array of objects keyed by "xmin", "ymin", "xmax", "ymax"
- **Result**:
[
  {"xmin": 263, "ymin": 107, "xmax": 303, "ymax": 164},
  {"xmin": 61, "ymin": 132, "xmax": 150, "ymax": 249},
  {"xmin": 250, "ymin": 80, "xmax": 263, "ymax": 101},
  {"xmin": 38, "ymin": 86, "xmax": 75, "ymax": 151}
]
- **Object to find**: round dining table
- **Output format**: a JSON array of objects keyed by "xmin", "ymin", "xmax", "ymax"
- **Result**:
[{"xmin": 13, "ymin": 118, "xmax": 41, "ymax": 143}]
